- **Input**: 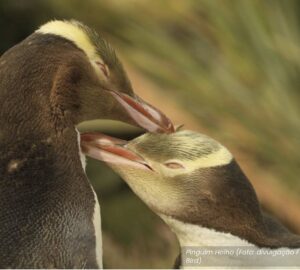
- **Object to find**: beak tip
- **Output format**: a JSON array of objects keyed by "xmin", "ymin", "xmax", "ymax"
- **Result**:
[{"xmin": 110, "ymin": 90, "xmax": 175, "ymax": 134}]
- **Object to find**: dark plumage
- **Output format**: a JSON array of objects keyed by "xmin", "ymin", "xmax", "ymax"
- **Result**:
[{"xmin": 0, "ymin": 20, "xmax": 173, "ymax": 268}]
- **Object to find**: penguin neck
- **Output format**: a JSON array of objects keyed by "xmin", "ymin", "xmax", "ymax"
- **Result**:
[
  {"xmin": 164, "ymin": 160, "xmax": 287, "ymax": 248},
  {"xmin": 160, "ymin": 214, "xmax": 252, "ymax": 247},
  {"xmin": 159, "ymin": 160, "xmax": 300, "ymax": 249},
  {"xmin": 160, "ymin": 215, "xmax": 300, "ymax": 268},
  {"xmin": 160, "ymin": 214, "xmax": 253, "ymax": 268}
]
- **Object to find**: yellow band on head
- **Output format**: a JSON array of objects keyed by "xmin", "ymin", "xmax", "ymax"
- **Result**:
[{"xmin": 36, "ymin": 20, "xmax": 96, "ymax": 60}]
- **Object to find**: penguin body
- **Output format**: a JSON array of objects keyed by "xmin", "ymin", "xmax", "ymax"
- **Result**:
[
  {"xmin": 0, "ymin": 20, "xmax": 173, "ymax": 268},
  {"xmin": 81, "ymin": 130, "xmax": 300, "ymax": 268},
  {"xmin": 1, "ymin": 131, "xmax": 98, "ymax": 268},
  {"xmin": 0, "ymin": 31, "xmax": 99, "ymax": 268}
]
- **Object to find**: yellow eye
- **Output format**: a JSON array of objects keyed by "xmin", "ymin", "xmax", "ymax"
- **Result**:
[{"xmin": 164, "ymin": 162, "xmax": 185, "ymax": 169}]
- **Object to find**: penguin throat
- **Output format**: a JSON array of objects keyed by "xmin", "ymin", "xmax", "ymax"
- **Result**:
[
  {"xmin": 160, "ymin": 215, "xmax": 300, "ymax": 268},
  {"xmin": 160, "ymin": 214, "xmax": 253, "ymax": 248}
]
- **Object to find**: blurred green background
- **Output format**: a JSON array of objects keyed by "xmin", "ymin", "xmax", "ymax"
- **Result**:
[{"xmin": 1, "ymin": 0, "xmax": 299, "ymax": 268}]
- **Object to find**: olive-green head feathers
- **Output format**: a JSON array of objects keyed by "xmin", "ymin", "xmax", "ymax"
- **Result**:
[{"xmin": 127, "ymin": 130, "xmax": 233, "ymax": 172}]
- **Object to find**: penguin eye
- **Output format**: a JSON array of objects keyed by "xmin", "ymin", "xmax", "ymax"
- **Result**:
[
  {"xmin": 164, "ymin": 161, "xmax": 185, "ymax": 169},
  {"xmin": 95, "ymin": 61, "xmax": 109, "ymax": 78}
]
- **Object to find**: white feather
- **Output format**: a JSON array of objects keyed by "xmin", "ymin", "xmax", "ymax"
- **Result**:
[
  {"xmin": 160, "ymin": 215, "xmax": 300, "ymax": 270},
  {"xmin": 76, "ymin": 129, "xmax": 103, "ymax": 268}
]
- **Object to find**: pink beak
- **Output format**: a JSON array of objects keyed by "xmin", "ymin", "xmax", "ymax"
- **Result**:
[
  {"xmin": 81, "ymin": 132, "xmax": 151, "ymax": 170},
  {"xmin": 109, "ymin": 90, "xmax": 174, "ymax": 133}
]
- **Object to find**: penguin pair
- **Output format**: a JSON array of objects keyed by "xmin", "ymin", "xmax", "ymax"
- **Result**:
[
  {"xmin": 0, "ymin": 20, "xmax": 174, "ymax": 268},
  {"xmin": 82, "ymin": 130, "xmax": 300, "ymax": 268}
]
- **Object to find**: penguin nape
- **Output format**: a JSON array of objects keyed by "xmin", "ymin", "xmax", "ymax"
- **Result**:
[
  {"xmin": 0, "ymin": 20, "xmax": 174, "ymax": 268},
  {"xmin": 81, "ymin": 130, "xmax": 300, "ymax": 268}
]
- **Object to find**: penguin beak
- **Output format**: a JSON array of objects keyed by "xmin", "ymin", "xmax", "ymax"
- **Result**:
[
  {"xmin": 80, "ymin": 132, "xmax": 152, "ymax": 171},
  {"xmin": 109, "ymin": 90, "xmax": 175, "ymax": 133}
]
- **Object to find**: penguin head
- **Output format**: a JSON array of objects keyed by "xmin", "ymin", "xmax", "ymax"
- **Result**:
[
  {"xmin": 81, "ymin": 130, "xmax": 233, "ymax": 214},
  {"xmin": 36, "ymin": 20, "xmax": 174, "ymax": 132},
  {"xmin": 81, "ymin": 130, "xmax": 261, "ymax": 229}
]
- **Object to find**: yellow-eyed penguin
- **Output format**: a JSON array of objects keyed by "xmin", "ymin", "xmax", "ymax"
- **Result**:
[
  {"xmin": 0, "ymin": 20, "xmax": 174, "ymax": 268},
  {"xmin": 81, "ymin": 130, "xmax": 300, "ymax": 269}
]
